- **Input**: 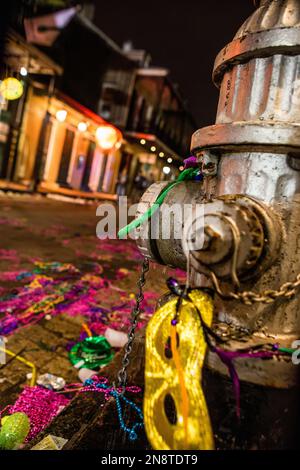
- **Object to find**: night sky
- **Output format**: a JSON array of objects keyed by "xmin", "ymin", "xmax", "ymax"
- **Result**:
[{"xmin": 94, "ymin": 0, "xmax": 255, "ymax": 128}]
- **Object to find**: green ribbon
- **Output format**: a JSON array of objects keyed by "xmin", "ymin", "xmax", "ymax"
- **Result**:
[
  {"xmin": 118, "ymin": 168, "xmax": 200, "ymax": 239},
  {"xmin": 276, "ymin": 346, "xmax": 296, "ymax": 355}
]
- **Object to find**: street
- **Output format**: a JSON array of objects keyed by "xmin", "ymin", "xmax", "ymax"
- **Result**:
[{"xmin": 0, "ymin": 193, "xmax": 185, "ymax": 416}]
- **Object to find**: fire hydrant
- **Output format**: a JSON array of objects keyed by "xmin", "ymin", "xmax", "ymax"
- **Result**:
[{"xmin": 136, "ymin": 0, "xmax": 300, "ymax": 449}]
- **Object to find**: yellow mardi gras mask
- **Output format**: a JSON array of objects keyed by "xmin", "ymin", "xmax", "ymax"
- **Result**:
[{"xmin": 144, "ymin": 289, "xmax": 214, "ymax": 450}]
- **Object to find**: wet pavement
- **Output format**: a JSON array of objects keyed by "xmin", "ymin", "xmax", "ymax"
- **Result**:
[{"xmin": 0, "ymin": 193, "xmax": 185, "ymax": 414}]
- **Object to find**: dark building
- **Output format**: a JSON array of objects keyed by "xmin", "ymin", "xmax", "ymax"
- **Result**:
[{"xmin": 0, "ymin": 2, "xmax": 197, "ymax": 199}]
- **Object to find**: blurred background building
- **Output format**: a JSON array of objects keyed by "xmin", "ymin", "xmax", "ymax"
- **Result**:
[{"xmin": 0, "ymin": 0, "xmax": 197, "ymax": 201}]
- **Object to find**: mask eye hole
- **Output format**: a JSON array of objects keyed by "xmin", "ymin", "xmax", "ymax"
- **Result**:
[
  {"xmin": 164, "ymin": 393, "xmax": 177, "ymax": 425},
  {"xmin": 164, "ymin": 333, "xmax": 180, "ymax": 359}
]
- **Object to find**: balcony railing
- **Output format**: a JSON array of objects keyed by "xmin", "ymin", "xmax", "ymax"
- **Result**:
[{"xmin": 126, "ymin": 107, "xmax": 195, "ymax": 156}]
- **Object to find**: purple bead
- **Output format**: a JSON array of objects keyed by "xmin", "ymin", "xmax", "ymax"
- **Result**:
[
  {"xmin": 183, "ymin": 156, "xmax": 198, "ymax": 169},
  {"xmin": 171, "ymin": 319, "xmax": 178, "ymax": 326}
]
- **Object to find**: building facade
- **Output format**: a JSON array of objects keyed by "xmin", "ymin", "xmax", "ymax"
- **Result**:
[
  {"xmin": 0, "ymin": 29, "xmax": 122, "ymax": 200},
  {"xmin": 0, "ymin": 4, "xmax": 197, "ymax": 201}
]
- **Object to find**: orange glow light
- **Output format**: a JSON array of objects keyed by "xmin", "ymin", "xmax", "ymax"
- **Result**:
[{"xmin": 96, "ymin": 125, "xmax": 120, "ymax": 150}]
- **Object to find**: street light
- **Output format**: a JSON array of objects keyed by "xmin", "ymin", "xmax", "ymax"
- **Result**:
[
  {"xmin": 56, "ymin": 109, "xmax": 67, "ymax": 122},
  {"xmin": 163, "ymin": 166, "xmax": 171, "ymax": 175},
  {"xmin": 20, "ymin": 67, "xmax": 28, "ymax": 77},
  {"xmin": 96, "ymin": 125, "xmax": 120, "ymax": 150}
]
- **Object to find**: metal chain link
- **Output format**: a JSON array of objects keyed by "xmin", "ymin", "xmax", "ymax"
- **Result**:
[
  {"xmin": 116, "ymin": 257, "xmax": 149, "ymax": 391},
  {"xmin": 210, "ymin": 271, "xmax": 300, "ymax": 305}
]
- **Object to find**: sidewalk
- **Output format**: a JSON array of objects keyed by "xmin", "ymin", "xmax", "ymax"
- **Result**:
[
  {"xmin": 0, "ymin": 180, "xmax": 31, "ymax": 193},
  {"xmin": 0, "ymin": 179, "xmax": 117, "ymax": 201}
]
